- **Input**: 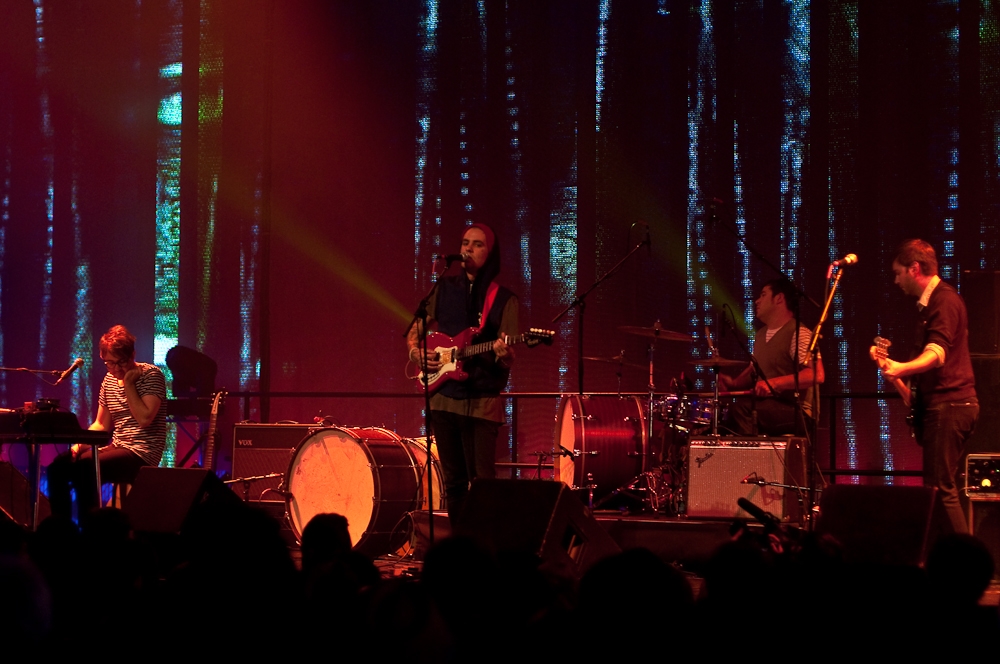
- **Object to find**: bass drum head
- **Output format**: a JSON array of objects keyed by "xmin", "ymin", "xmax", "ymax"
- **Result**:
[
  {"xmin": 286, "ymin": 426, "xmax": 413, "ymax": 554},
  {"xmin": 554, "ymin": 395, "xmax": 646, "ymax": 503}
]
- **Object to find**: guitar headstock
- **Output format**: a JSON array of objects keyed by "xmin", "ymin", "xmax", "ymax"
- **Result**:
[
  {"xmin": 525, "ymin": 327, "xmax": 556, "ymax": 347},
  {"xmin": 873, "ymin": 336, "xmax": 891, "ymax": 361}
]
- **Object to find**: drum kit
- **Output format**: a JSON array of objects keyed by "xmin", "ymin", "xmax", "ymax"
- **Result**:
[{"xmin": 559, "ymin": 321, "xmax": 748, "ymax": 514}]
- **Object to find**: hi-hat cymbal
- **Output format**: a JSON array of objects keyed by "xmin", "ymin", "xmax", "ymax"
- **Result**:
[
  {"xmin": 687, "ymin": 356, "xmax": 746, "ymax": 369},
  {"xmin": 618, "ymin": 323, "xmax": 691, "ymax": 343}
]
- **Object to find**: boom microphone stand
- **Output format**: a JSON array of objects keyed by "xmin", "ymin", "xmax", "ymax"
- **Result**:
[{"xmin": 403, "ymin": 255, "xmax": 459, "ymax": 551}]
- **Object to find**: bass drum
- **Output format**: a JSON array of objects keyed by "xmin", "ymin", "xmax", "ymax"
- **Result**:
[
  {"xmin": 554, "ymin": 395, "xmax": 647, "ymax": 503},
  {"xmin": 285, "ymin": 426, "xmax": 443, "ymax": 557}
]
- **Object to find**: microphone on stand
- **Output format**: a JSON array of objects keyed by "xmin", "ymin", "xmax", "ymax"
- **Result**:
[
  {"xmin": 832, "ymin": 253, "xmax": 858, "ymax": 267},
  {"xmin": 54, "ymin": 358, "xmax": 83, "ymax": 386},
  {"xmin": 737, "ymin": 497, "xmax": 782, "ymax": 533},
  {"xmin": 440, "ymin": 252, "xmax": 471, "ymax": 264}
]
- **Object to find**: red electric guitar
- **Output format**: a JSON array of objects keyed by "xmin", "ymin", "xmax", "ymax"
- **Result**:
[{"xmin": 413, "ymin": 327, "xmax": 554, "ymax": 394}]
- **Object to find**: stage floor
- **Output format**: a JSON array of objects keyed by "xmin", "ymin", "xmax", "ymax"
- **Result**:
[{"xmin": 362, "ymin": 511, "xmax": 1000, "ymax": 607}]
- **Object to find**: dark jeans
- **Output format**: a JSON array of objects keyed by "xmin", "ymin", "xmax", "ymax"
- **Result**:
[
  {"xmin": 46, "ymin": 445, "xmax": 147, "ymax": 521},
  {"xmin": 429, "ymin": 410, "xmax": 499, "ymax": 525},
  {"xmin": 915, "ymin": 400, "xmax": 979, "ymax": 535}
]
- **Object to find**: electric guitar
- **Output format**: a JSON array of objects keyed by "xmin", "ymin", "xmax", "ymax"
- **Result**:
[
  {"xmin": 414, "ymin": 327, "xmax": 555, "ymax": 394},
  {"xmin": 872, "ymin": 336, "xmax": 918, "ymax": 429},
  {"xmin": 203, "ymin": 389, "xmax": 226, "ymax": 471}
]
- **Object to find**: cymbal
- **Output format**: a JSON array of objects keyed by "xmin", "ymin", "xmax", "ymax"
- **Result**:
[
  {"xmin": 618, "ymin": 324, "xmax": 691, "ymax": 343},
  {"xmin": 687, "ymin": 356, "xmax": 746, "ymax": 369}
]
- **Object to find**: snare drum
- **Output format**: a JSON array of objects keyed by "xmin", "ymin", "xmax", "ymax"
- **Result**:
[
  {"xmin": 285, "ymin": 426, "xmax": 443, "ymax": 557},
  {"xmin": 554, "ymin": 395, "xmax": 646, "ymax": 502}
]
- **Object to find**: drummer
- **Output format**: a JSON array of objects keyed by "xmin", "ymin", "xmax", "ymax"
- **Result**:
[{"xmin": 717, "ymin": 277, "xmax": 824, "ymax": 436}]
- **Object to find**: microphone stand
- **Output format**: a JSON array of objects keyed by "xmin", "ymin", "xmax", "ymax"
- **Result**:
[
  {"xmin": 403, "ymin": 257, "xmax": 454, "ymax": 553},
  {"xmin": 551, "ymin": 233, "xmax": 649, "ymax": 396},
  {"xmin": 802, "ymin": 264, "xmax": 846, "ymax": 519}
]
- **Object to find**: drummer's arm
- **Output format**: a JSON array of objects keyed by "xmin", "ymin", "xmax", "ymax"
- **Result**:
[{"xmin": 718, "ymin": 364, "xmax": 753, "ymax": 392}]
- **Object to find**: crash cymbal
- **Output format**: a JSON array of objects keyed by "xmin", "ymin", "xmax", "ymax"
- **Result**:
[
  {"xmin": 618, "ymin": 323, "xmax": 691, "ymax": 343},
  {"xmin": 687, "ymin": 356, "xmax": 746, "ymax": 369}
]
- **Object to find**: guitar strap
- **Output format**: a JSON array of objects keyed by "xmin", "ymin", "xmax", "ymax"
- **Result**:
[{"xmin": 474, "ymin": 282, "xmax": 500, "ymax": 334}]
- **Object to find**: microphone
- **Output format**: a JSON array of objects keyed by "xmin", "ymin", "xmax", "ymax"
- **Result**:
[
  {"xmin": 832, "ymin": 253, "xmax": 858, "ymax": 267},
  {"xmin": 737, "ymin": 497, "xmax": 782, "ymax": 532},
  {"xmin": 440, "ymin": 252, "xmax": 471, "ymax": 264},
  {"xmin": 55, "ymin": 358, "xmax": 83, "ymax": 386}
]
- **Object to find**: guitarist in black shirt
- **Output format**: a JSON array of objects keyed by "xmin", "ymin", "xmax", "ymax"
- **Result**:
[{"xmin": 870, "ymin": 239, "xmax": 978, "ymax": 535}]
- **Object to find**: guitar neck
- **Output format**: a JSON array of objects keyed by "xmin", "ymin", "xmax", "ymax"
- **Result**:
[
  {"xmin": 458, "ymin": 334, "xmax": 527, "ymax": 360},
  {"xmin": 889, "ymin": 377, "xmax": 912, "ymax": 408}
]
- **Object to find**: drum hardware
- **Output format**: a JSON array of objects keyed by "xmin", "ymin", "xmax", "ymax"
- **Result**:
[
  {"xmin": 224, "ymin": 472, "xmax": 284, "ymax": 502},
  {"xmin": 687, "ymin": 356, "xmax": 745, "ymax": 437},
  {"xmin": 554, "ymin": 395, "xmax": 647, "ymax": 509}
]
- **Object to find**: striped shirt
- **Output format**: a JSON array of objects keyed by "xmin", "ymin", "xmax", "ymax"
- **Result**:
[{"xmin": 100, "ymin": 362, "xmax": 167, "ymax": 466}]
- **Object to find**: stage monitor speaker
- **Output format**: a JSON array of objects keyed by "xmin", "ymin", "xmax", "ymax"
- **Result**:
[
  {"xmin": 686, "ymin": 438, "xmax": 805, "ymax": 522},
  {"xmin": 123, "ymin": 467, "xmax": 240, "ymax": 535},
  {"xmin": 455, "ymin": 479, "xmax": 621, "ymax": 578},
  {"xmin": 0, "ymin": 461, "xmax": 50, "ymax": 528},
  {"xmin": 231, "ymin": 423, "xmax": 314, "ymax": 501},
  {"xmin": 816, "ymin": 484, "xmax": 936, "ymax": 567},
  {"xmin": 962, "ymin": 270, "xmax": 1000, "ymax": 354}
]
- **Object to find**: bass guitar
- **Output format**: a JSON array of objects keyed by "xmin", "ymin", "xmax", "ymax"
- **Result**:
[
  {"xmin": 871, "ymin": 336, "xmax": 918, "ymax": 431},
  {"xmin": 414, "ymin": 327, "xmax": 554, "ymax": 394}
]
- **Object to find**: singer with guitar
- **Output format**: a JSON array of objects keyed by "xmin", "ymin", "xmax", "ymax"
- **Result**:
[
  {"xmin": 869, "ymin": 239, "xmax": 977, "ymax": 536},
  {"xmin": 406, "ymin": 223, "xmax": 518, "ymax": 526},
  {"xmin": 47, "ymin": 324, "xmax": 167, "ymax": 523}
]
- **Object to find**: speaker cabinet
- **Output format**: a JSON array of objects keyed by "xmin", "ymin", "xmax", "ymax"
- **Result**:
[
  {"xmin": 231, "ymin": 424, "xmax": 313, "ymax": 501},
  {"xmin": 455, "ymin": 479, "xmax": 621, "ymax": 578},
  {"xmin": 962, "ymin": 270, "xmax": 1000, "ymax": 354},
  {"xmin": 123, "ymin": 467, "xmax": 240, "ymax": 534},
  {"xmin": 686, "ymin": 438, "xmax": 805, "ymax": 522},
  {"xmin": 817, "ymin": 484, "xmax": 936, "ymax": 567},
  {"xmin": 968, "ymin": 499, "xmax": 1000, "ymax": 579}
]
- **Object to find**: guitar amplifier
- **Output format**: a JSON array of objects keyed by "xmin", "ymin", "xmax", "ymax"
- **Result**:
[
  {"xmin": 686, "ymin": 437, "xmax": 805, "ymax": 522},
  {"xmin": 230, "ymin": 424, "xmax": 314, "ymax": 501}
]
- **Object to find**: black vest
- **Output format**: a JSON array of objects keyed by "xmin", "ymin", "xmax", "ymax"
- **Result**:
[{"xmin": 434, "ymin": 275, "xmax": 514, "ymax": 399}]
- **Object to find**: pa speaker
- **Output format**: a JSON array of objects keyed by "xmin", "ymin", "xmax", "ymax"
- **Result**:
[
  {"xmin": 123, "ymin": 467, "xmax": 240, "ymax": 534},
  {"xmin": 455, "ymin": 479, "xmax": 621, "ymax": 578},
  {"xmin": 968, "ymin": 500, "xmax": 1000, "ymax": 579},
  {"xmin": 817, "ymin": 484, "xmax": 936, "ymax": 567}
]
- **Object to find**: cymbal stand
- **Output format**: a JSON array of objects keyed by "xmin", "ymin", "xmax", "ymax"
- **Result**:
[{"xmin": 592, "ymin": 329, "xmax": 672, "ymax": 513}]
